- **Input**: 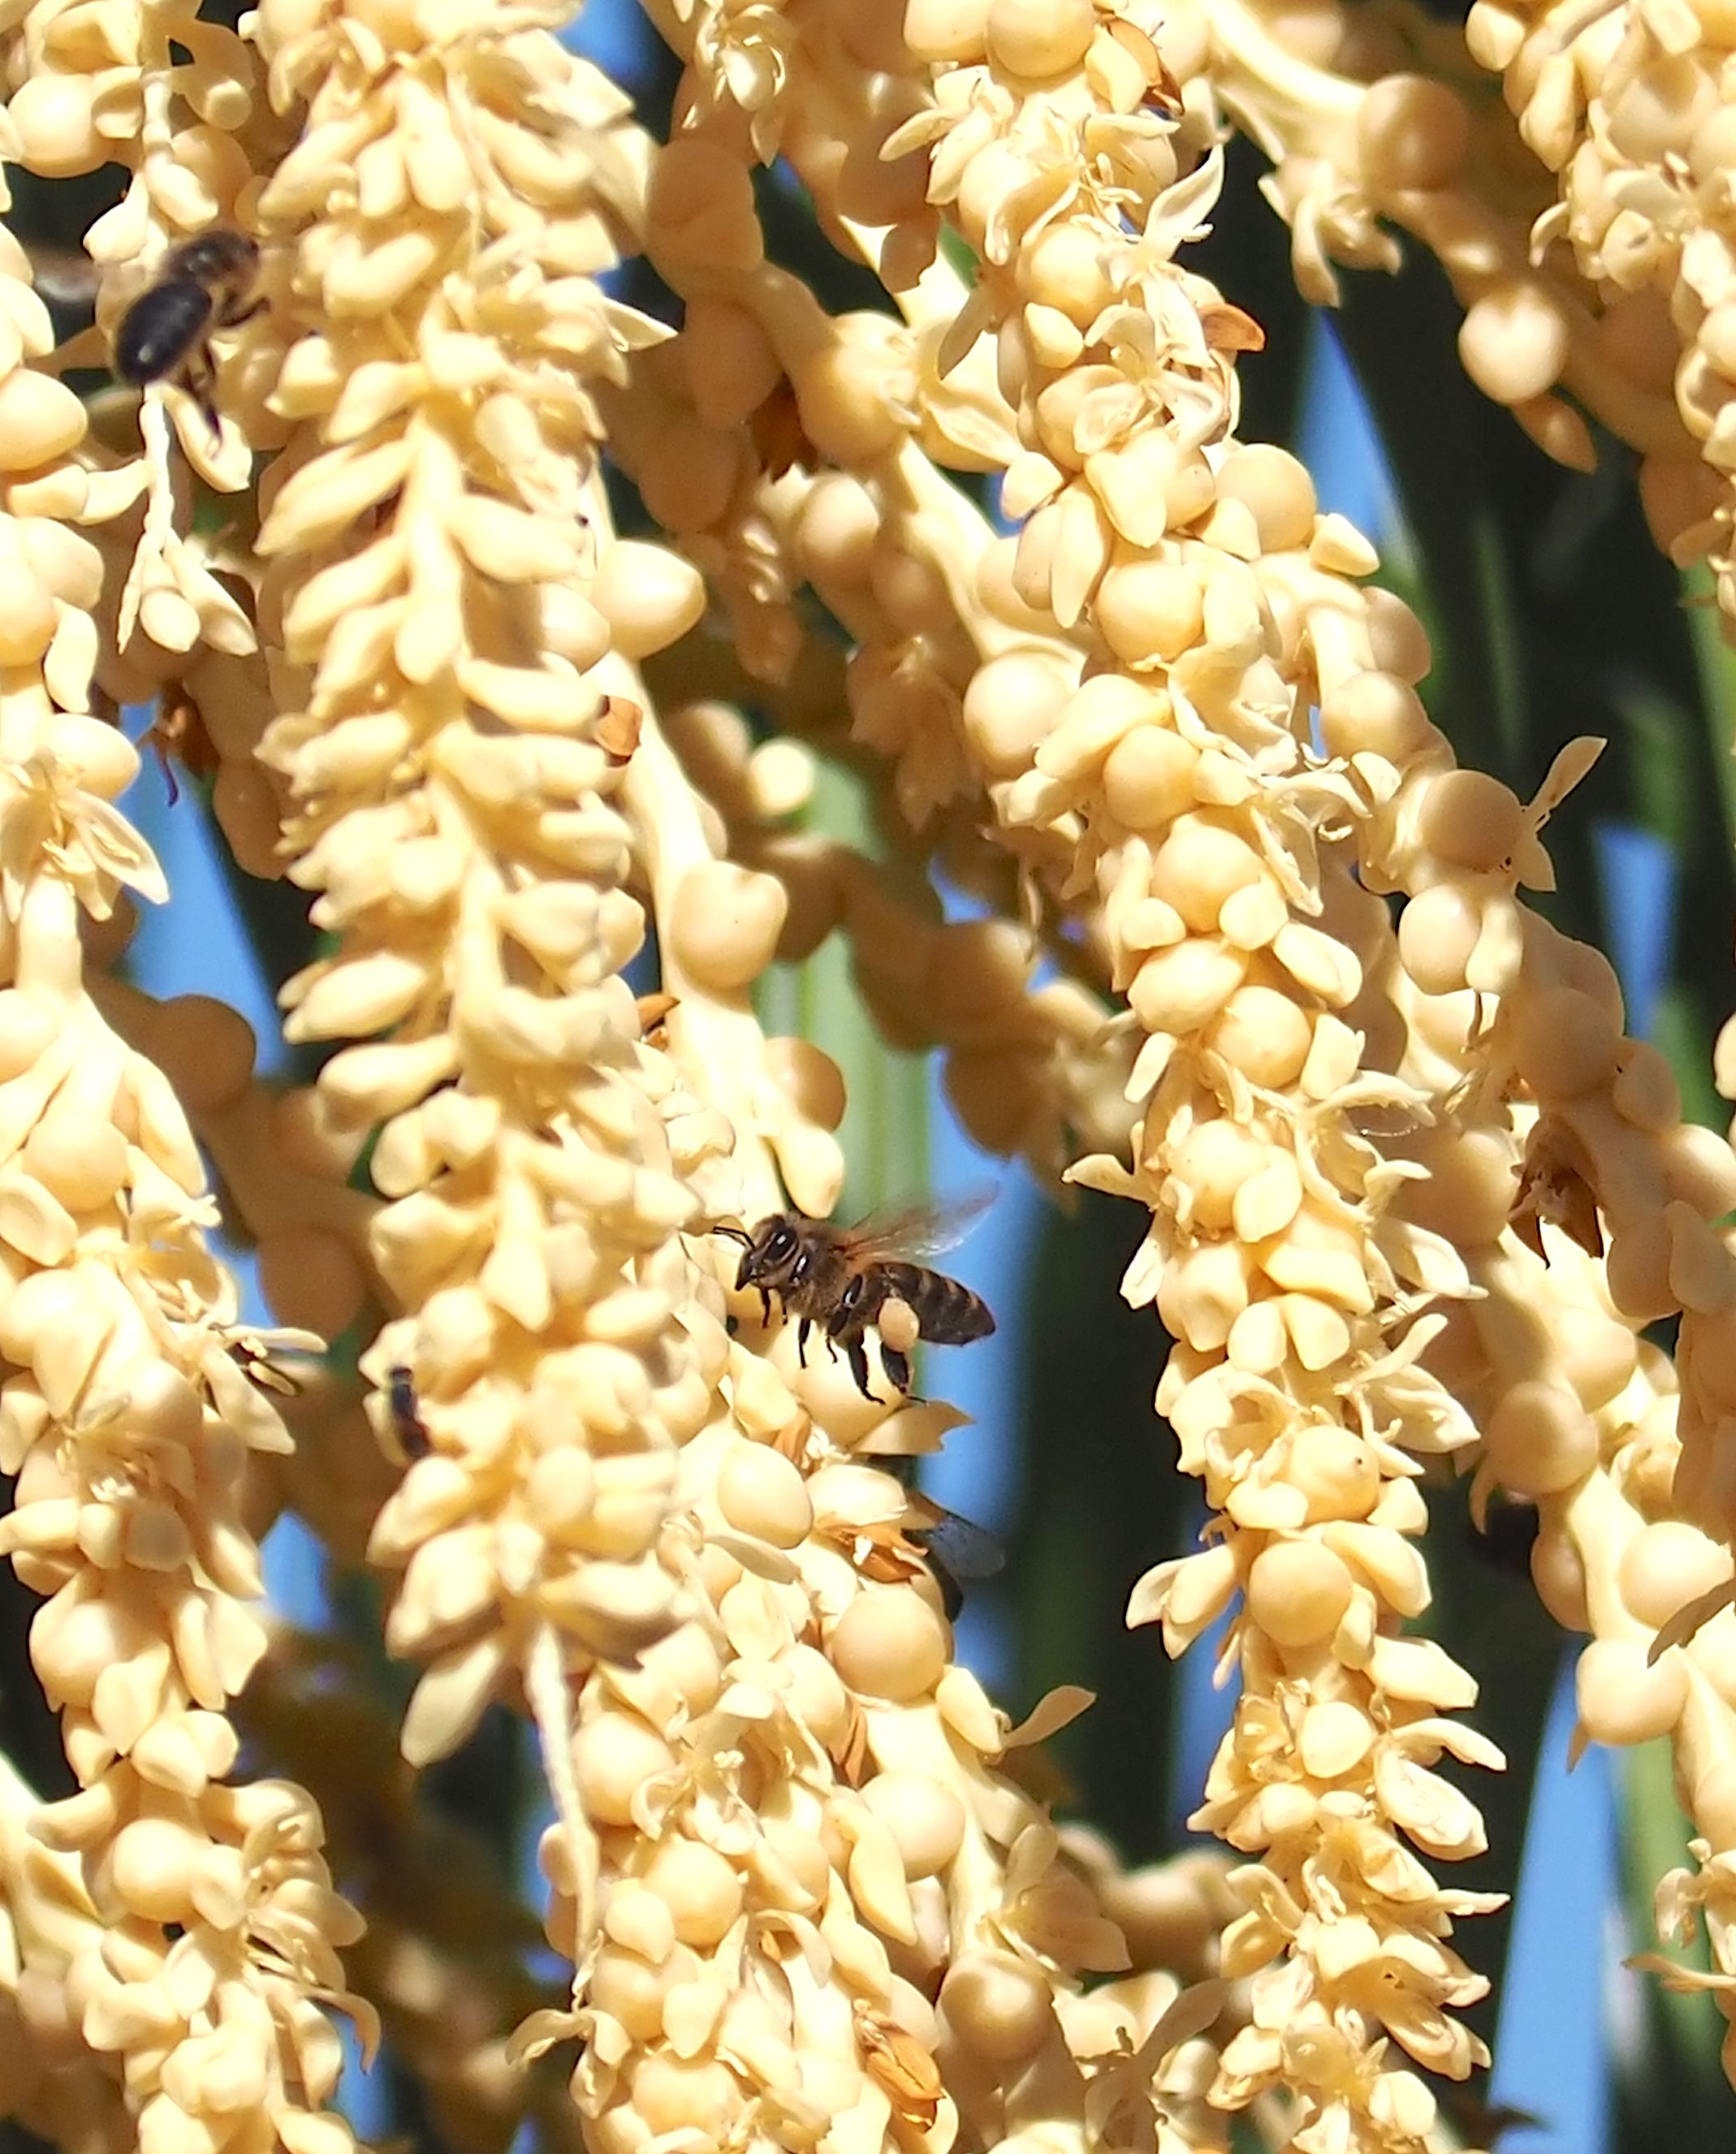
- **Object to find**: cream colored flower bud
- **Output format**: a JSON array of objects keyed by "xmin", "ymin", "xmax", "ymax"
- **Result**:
[
  {"xmin": 961, "ymin": 650, "xmax": 1073, "ymax": 775},
  {"xmin": 1292, "ymin": 1428, "xmax": 1381, "ymax": 1522},
  {"xmin": 1531, "ymin": 1526, "xmax": 1590, "ymax": 1632},
  {"xmin": 1357, "ymin": 76, "xmax": 1470, "ymax": 195},
  {"xmin": 589, "ymin": 1943, "xmax": 677, "ymax": 2040},
  {"xmin": 589, "ymin": 542, "xmax": 706, "ymax": 660},
  {"xmin": 667, "ymin": 862, "xmax": 787, "ymax": 991},
  {"xmin": 7, "ymin": 73, "xmax": 106, "ymax": 174},
  {"xmin": 1157, "ymin": 1239, "xmax": 1254, "ymax": 1351},
  {"xmin": 1691, "ymin": 1761, "xmax": 1736, "ymax": 1850},
  {"xmin": 1168, "ymin": 1123, "xmax": 1269, "ymax": 1230},
  {"xmin": 1419, "ymin": 769, "xmax": 1527, "ymax": 870},
  {"xmin": 940, "ymin": 1951, "xmax": 1055, "ymax": 2061},
  {"xmin": 23, "ymin": 1110, "xmax": 127, "ymax": 1215},
  {"xmin": 1246, "ymin": 1539, "xmax": 1355, "ymax": 1647},
  {"xmin": 784, "ymin": 1643, "xmax": 852, "ymax": 1747},
  {"xmin": 107, "ymin": 1816, "xmax": 205, "ymax": 1924},
  {"xmin": 1619, "ymin": 1523, "xmax": 1730, "ymax": 1628},
  {"xmin": 1319, "ymin": 671, "xmax": 1432, "ymax": 762},
  {"xmin": 0, "ymin": 370, "xmax": 85, "ymax": 470},
  {"xmin": 762, "ymin": 1038, "xmax": 847, "ymax": 1133},
  {"xmin": 1577, "ymin": 1638, "xmax": 1687, "ymax": 1745},
  {"xmin": 1510, "ymin": 986, "xmax": 1621, "ymax": 1099},
  {"xmin": 1100, "ymin": 723, "xmax": 1198, "ymax": 830},
  {"xmin": 1129, "ymin": 939, "xmax": 1245, "ymax": 1034},
  {"xmin": 1457, "ymin": 281, "xmax": 1571, "ymax": 408},
  {"xmin": 1206, "ymin": 986, "xmax": 1311, "ymax": 1086},
  {"xmin": 905, "ymin": 0, "xmax": 991, "ymax": 59},
  {"xmin": 746, "ymin": 740, "xmax": 814, "ymax": 821},
  {"xmin": 988, "ymin": 0, "xmax": 1096, "ymax": 75},
  {"xmin": 1665, "ymin": 1123, "xmax": 1736, "ymax": 1216},
  {"xmin": 1556, "ymin": 1305, "xmax": 1637, "ymax": 1410},
  {"xmin": 1096, "ymin": 559, "xmax": 1206, "ymax": 664},
  {"xmin": 863, "ymin": 1772, "xmax": 967, "ymax": 1877},
  {"xmin": 1612, "ymin": 1040, "xmax": 1682, "ymax": 1131},
  {"xmin": 1215, "ymin": 444, "xmax": 1318, "ymax": 550},
  {"xmin": 797, "ymin": 474, "xmax": 881, "ymax": 588},
  {"xmin": 647, "ymin": 140, "xmax": 764, "ymax": 272},
  {"xmin": 0, "ymin": 555, "xmax": 57, "ymax": 667},
  {"xmin": 633, "ymin": 2055, "xmax": 745, "ymax": 2138},
  {"xmin": 1018, "ymin": 224, "xmax": 1115, "ymax": 326},
  {"xmin": 1484, "ymin": 1381, "xmax": 1597, "ymax": 1497},
  {"xmin": 645, "ymin": 1837, "xmax": 745, "ymax": 1947},
  {"xmin": 1151, "ymin": 815, "xmax": 1267, "ymax": 932},
  {"xmin": 572, "ymin": 1713, "xmax": 677, "ymax": 1825},
  {"xmin": 716, "ymin": 1442, "xmax": 813, "ymax": 1548},
  {"xmin": 829, "ymin": 1587, "xmax": 948, "ymax": 1701},
  {"xmin": 1397, "ymin": 884, "xmax": 1480, "ymax": 994},
  {"xmin": 794, "ymin": 335, "xmax": 908, "ymax": 467},
  {"xmin": 1606, "ymin": 1211, "xmax": 1675, "ymax": 1324}
]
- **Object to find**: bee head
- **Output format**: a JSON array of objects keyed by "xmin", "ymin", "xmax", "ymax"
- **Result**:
[{"xmin": 733, "ymin": 1215, "xmax": 798, "ymax": 1289}]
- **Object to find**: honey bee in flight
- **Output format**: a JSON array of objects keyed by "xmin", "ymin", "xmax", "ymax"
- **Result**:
[
  {"xmin": 715, "ymin": 1188, "xmax": 996, "ymax": 1401},
  {"xmin": 113, "ymin": 229, "xmax": 262, "ymax": 437}
]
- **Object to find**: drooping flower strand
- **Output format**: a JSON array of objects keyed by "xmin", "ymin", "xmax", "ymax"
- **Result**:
[
  {"xmin": 1466, "ymin": 0, "xmax": 1736, "ymax": 614},
  {"xmin": 0, "ymin": 1749, "xmax": 133, "ymax": 2154},
  {"xmin": 1190, "ymin": 0, "xmax": 1686, "ymax": 474},
  {"xmin": 234, "ymin": 14, "xmax": 1211, "ymax": 2152},
  {"xmin": 611, "ymin": 51, "xmax": 1141, "ymax": 1179},
  {"xmin": 244, "ymin": 10, "xmax": 723, "ymax": 2007},
  {"xmin": 0, "ymin": 242, "xmax": 370, "ymax": 2154},
  {"xmin": 2, "ymin": 0, "xmax": 286, "ymax": 684},
  {"xmin": 549, "ymin": 500, "xmax": 1230, "ymax": 2154},
  {"xmin": 649, "ymin": 25, "xmax": 1736, "ymax": 2121},
  {"xmin": 236, "ymin": 1630, "xmax": 589, "ymax": 2154},
  {"xmin": 706, "ymin": 13, "xmax": 1517, "ymax": 2145},
  {"xmin": 864, "ymin": 14, "xmax": 1736, "ymax": 2125}
]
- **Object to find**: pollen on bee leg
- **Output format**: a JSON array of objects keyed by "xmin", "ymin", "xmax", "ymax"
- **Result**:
[{"xmin": 879, "ymin": 1296, "xmax": 920, "ymax": 1355}]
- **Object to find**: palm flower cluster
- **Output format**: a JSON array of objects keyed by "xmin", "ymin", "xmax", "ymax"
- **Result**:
[{"xmin": 0, "ymin": 0, "xmax": 1734, "ymax": 2149}]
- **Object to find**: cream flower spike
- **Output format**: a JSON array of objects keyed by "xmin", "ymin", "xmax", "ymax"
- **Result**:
[{"xmin": 0, "ymin": 236, "xmax": 370, "ymax": 2154}]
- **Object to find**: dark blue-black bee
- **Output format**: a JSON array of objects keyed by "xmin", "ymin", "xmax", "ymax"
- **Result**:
[{"xmin": 114, "ymin": 229, "xmax": 262, "ymax": 435}]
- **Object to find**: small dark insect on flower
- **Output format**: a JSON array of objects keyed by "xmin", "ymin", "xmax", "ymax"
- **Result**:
[
  {"xmin": 387, "ymin": 1365, "xmax": 430, "ymax": 1460},
  {"xmin": 142, "ymin": 686, "xmax": 219, "ymax": 806},
  {"xmin": 113, "ymin": 228, "xmax": 264, "ymax": 438}
]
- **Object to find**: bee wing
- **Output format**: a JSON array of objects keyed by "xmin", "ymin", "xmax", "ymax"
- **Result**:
[
  {"xmin": 917, "ymin": 1508, "xmax": 1006, "ymax": 1583},
  {"xmin": 28, "ymin": 245, "xmax": 100, "ymax": 309},
  {"xmin": 844, "ymin": 1182, "xmax": 999, "ymax": 1264}
]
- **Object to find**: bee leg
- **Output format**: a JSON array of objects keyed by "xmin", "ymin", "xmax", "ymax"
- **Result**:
[
  {"xmin": 881, "ymin": 1345, "xmax": 912, "ymax": 1394},
  {"xmin": 758, "ymin": 1289, "xmax": 773, "ymax": 1325},
  {"xmin": 845, "ymin": 1336, "xmax": 882, "ymax": 1404},
  {"xmin": 797, "ymin": 1317, "xmax": 811, "ymax": 1364},
  {"xmin": 184, "ymin": 343, "xmax": 222, "ymax": 440},
  {"xmin": 220, "ymin": 296, "xmax": 267, "ymax": 328}
]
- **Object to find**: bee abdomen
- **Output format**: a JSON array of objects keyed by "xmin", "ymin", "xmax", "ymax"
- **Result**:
[
  {"xmin": 885, "ymin": 1264, "xmax": 995, "ymax": 1346},
  {"xmin": 115, "ymin": 281, "xmax": 214, "ymax": 383}
]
